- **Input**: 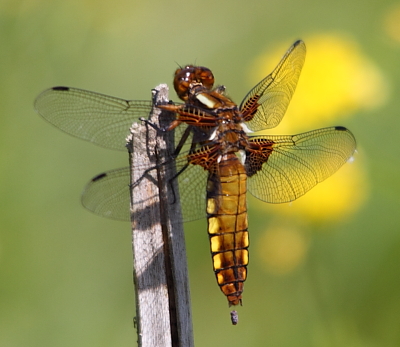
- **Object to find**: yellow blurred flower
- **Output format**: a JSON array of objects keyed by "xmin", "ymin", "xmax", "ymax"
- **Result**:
[
  {"xmin": 77, "ymin": 0, "xmax": 138, "ymax": 33},
  {"xmin": 0, "ymin": 0, "xmax": 39, "ymax": 14},
  {"xmin": 248, "ymin": 34, "xmax": 388, "ymax": 133},
  {"xmin": 254, "ymin": 159, "xmax": 368, "ymax": 274},
  {"xmin": 256, "ymin": 225, "xmax": 309, "ymax": 275},
  {"xmin": 247, "ymin": 34, "xmax": 375, "ymax": 224},
  {"xmin": 270, "ymin": 155, "xmax": 368, "ymax": 223},
  {"xmin": 0, "ymin": 0, "xmax": 138, "ymax": 34},
  {"xmin": 250, "ymin": 150, "xmax": 368, "ymax": 224},
  {"xmin": 383, "ymin": 3, "xmax": 400, "ymax": 44}
]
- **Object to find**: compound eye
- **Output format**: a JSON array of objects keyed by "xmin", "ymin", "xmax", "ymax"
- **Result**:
[
  {"xmin": 176, "ymin": 80, "xmax": 190, "ymax": 100},
  {"xmin": 172, "ymin": 65, "xmax": 214, "ymax": 100},
  {"xmin": 173, "ymin": 65, "xmax": 197, "ymax": 101},
  {"xmin": 198, "ymin": 68, "xmax": 214, "ymax": 89},
  {"xmin": 174, "ymin": 67, "xmax": 183, "ymax": 76},
  {"xmin": 173, "ymin": 75, "xmax": 189, "ymax": 101}
]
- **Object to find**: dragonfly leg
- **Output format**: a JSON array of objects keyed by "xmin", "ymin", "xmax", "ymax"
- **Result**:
[
  {"xmin": 167, "ymin": 162, "xmax": 190, "ymax": 204},
  {"xmin": 139, "ymin": 117, "xmax": 168, "ymax": 133},
  {"xmin": 140, "ymin": 116, "xmax": 183, "ymax": 133},
  {"xmin": 130, "ymin": 166, "xmax": 158, "ymax": 189}
]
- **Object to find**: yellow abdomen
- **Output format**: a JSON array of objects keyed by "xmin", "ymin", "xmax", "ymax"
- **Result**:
[{"xmin": 206, "ymin": 154, "xmax": 249, "ymax": 306}]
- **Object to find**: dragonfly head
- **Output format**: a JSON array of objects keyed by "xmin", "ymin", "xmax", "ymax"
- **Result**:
[{"xmin": 174, "ymin": 65, "xmax": 214, "ymax": 101}]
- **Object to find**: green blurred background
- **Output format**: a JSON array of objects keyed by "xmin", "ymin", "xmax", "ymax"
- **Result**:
[{"xmin": 1, "ymin": 0, "xmax": 400, "ymax": 346}]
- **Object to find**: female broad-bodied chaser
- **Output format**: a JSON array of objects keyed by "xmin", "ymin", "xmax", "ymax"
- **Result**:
[{"xmin": 35, "ymin": 40, "xmax": 356, "ymax": 309}]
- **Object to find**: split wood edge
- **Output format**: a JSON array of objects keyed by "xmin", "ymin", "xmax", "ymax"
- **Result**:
[{"xmin": 126, "ymin": 84, "xmax": 194, "ymax": 347}]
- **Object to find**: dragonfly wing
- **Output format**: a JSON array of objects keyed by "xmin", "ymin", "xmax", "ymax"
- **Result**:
[
  {"xmin": 246, "ymin": 126, "xmax": 356, "ymax": 203},
  {"xmin": 174, "ymin": 156, "xmax": 208, "ymax": 223},
  {"xmin": 239, "ymin": 40, "xmax": 306, "ymax": 131},
  {"xmin": 81, "ymin": 154, "xmax": 208, "ymax": 223},
  {"xmin": 82, "ymin": 167, "xmax": 131, "ymax": 221},
  {"xmin": 34, "ymin": 87, "xmax": 153, "ymax": 151}
]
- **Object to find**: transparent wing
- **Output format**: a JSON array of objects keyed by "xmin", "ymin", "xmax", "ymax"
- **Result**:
[
  {"xmin": 239, "ymin": 40, "xmax": 306, "ymax": 131},
  {"xmin": 82, "ymin": 168, "xmax": 131, "ymax": 221},
  {"xmin": 81, "ymin": 136, "xmax": 209, "ymax": 223},
  {"xmin": 175, "ymin": 158, "xmax": 208, "ymax": 223},
  {"xmin": 34, "ymin": 86, "xmax": 153, "ymax": 151},
  {"xmin": 246, "ymin": 126, "xmax": 356, "ymax": 203}
]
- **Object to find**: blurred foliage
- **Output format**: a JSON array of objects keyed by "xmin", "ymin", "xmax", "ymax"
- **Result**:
[{"xmin": 1, "ymin": 0, "xmax": 400, "ymax": 346}]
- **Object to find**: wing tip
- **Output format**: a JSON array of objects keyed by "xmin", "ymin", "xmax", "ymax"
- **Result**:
[
  {"xmin": 91, "ymin": 172, "xmax": 107, "ymax": 182},
  {"xmin": 52, "ymin": 86, "xmax": 70, "ymax": 91},
  {"xmin": 293, "ymin": 39, "xmax": 305, "ymax": 47}
]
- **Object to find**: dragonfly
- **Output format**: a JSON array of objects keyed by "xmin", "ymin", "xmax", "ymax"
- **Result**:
[{"xmin": 35, "ymin": 40, "xmax": 356, "ymax": 308}]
